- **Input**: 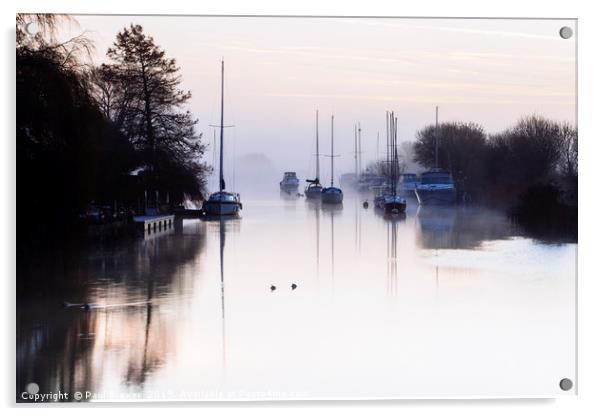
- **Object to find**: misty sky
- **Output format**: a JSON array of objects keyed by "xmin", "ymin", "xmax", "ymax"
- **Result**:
[{"xmin": 61, "ymin": 16, "xmax": 576, "ymax": 188}]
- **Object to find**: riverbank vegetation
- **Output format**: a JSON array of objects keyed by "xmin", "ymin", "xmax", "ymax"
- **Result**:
[
  {"xmin": 17, "ymin": 15, "xmax": 576, "ymax": 244},
  {"xmin": 17, "ymin": 15, "xmax": 209, "ymax": 246},
  {"xmin": 413, "ymin": 115, "xmax": 577, "ymax": 239}
]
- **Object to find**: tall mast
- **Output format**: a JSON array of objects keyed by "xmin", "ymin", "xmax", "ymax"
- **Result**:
[
  {"xmin": 330, "ymin": 115, "xmax": 334, "ymax": 187},
  {"xmin": 354, "ymin": 124, "xmax": 358, "ymax": 179},
  {"xmin": 315, "ymin": 109, "xmax": 320, "ymax": 181},
  {"xmin": 389, "ymin": 112, "xmax": 394, "ymax": 194},
  {"xmin": 358, "ymin": 123, "xmax": 362, "ymax": 176},
  {"xmin": 435, "ymin": 105, "xmax": 439, "ymax": 170},
  {"xmin": 219, "ymin": 59, "xmax": 225, "ymax": 191},
  {"xmin": 385, "ymin": 111, "xmax": 391, "ymax": 194},
  {"xmin": 393, "ymin": 116, "xmax": 399, "ymax": 197}
]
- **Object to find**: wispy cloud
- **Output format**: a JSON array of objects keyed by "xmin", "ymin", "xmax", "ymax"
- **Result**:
[
  {"xmin": 337, "ymin": 18, "xmax": 565, "ymax": 41},
  {"xmin": 263, "ymin": 92, "xmax": 573, "ymax": 105},
  {"xmin": 413, "ymin": 25, "xmax": 560, "ymax": 40}
]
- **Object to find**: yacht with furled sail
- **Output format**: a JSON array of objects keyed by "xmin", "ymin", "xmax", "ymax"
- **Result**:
[
  {"xmin": 415, "ymin": 106, "xmax": 456, "ymax": 205},
  {"xmin": 203, "ymin": 59, "xmax": 242, "ymax": 216},
  {"xmin": 374, "ymin": 111, "xmax": 406, "ymax": 214},
  {"xmin": 321, "ymin": 115, "xmax": 343, "ymax": 204},
  {"xmin": 382, "ymin": 111, "xmax": 406, "ymax": 215},
  {"xmin": 305, "ymin": 110, "xmax": 323, "ymax": 199}
]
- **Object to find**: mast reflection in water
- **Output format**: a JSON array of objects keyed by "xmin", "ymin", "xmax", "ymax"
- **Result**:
[{"xmin": 17, "ymin": 193, "xmax": 576, "ymax": 400}]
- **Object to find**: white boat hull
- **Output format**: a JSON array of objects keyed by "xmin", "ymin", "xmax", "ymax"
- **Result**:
[
  {"xmin": 415, "ymin": 186, "xmax": 456, "ymax": 205},
  {"xmin": 203, "ymin": 201, "xmax": 241, "ymax": 216}
]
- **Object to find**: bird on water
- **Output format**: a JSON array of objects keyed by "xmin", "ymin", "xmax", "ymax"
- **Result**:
[
  {"xmin": 270, "ymin": 285, "xmax": 276, "ymax": 292},
  {"xmin": 291, "ymin": 283, "xmax": 297, "ymax": 290}
]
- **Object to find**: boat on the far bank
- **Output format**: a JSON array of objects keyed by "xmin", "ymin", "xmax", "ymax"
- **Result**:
[
  {"xmin": 415, "ymin": 107, "xmax": 456, "ymax": 206},
  {"xmin": 398, "ymin": 173, "xmax": 419, "ymax": 198},
  {"xmin": 414, "ymin": 168, "xmax": 456, "ymax": 205}
]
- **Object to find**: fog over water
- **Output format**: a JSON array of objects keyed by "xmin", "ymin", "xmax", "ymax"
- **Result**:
[
  {"xmin": 17, "ymin": 191, "xmax": 576, "ymax": 400},
  {"xmin": 18, "ymin": 16, "xmax": 577, "ymax": 400}
]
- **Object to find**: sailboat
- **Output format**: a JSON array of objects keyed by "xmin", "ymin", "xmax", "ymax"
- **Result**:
[
  {"xmin": 414, "ymin": 106, "xmax": 456, "ymax": 205},
  {"xmin": 374, "ymin": 111, "xmax": 406, "ymax": 214},
  {"xmin": 305, "ymin": 110, "xmax": 323, "ymax": 199},
  {"xmin": 382, "ymin": 112, "xmax": 406, "ymax": 215},
  {"xmin": 202, "ymin": 59, "xmax": 243, "ymax": 216},
  {"xmin": 321, "ymin": 115, "xmax": 343, "ymax": 204}
]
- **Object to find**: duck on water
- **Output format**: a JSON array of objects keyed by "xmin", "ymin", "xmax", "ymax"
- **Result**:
[{"xmin": 202, "ymin": 59, "xmax": 242, "ymax": 216}]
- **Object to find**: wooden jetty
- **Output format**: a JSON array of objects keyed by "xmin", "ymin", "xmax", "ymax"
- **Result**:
[{"xmin": 133, "ymin": 215, "xmax": 175, "ymax": 236}]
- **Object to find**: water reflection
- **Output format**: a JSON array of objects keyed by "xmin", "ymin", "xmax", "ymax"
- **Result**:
[
  {"xmin": 387, "ymin": 220, "xmax": 398, "ymax": 295},
  {"xmin": 17, "ymin": 193, "xmax": 576, "ymax": 400},
  {"xmin": 203, "ymin": 217, "xmax": 241, "ymax": 369},
  {"xmin": 416, "ymin": 205, "xmax": 521, "ymax": 250},
  {"xmin": 17, "ymin": 221, "xmax": 206, "ymax": 401},
  {"xmin": 306, "ymin": 201, "xmax": 320, "ymax": 281}
]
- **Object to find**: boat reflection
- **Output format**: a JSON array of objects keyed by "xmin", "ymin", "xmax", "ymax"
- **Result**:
[
  {"xmin": 415, "ymin": 206, "xmax": 520, "ymax": 250},
  {"xmin": 203, "ymin": 216, "xmax": 241, "ymax": 367},
  {"xmin": 386, "ymin": 220, "xmax": 399, "ymax": 295},
  {"xmin": 279, "ymin": 189, "xmax": 300, "ymax": 201}
]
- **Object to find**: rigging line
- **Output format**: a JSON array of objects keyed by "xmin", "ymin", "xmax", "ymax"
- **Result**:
[{"xmin": 233, "ymin": 126, "xmax": 237, "ymax": 191}]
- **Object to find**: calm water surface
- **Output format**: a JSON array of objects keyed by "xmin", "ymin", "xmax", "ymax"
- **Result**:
[{"xmin": 17, "ymin": 191, "xmax": 576, "ymax": 400}]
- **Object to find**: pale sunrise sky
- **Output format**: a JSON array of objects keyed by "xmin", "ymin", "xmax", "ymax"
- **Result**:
[{"xmin": 59, "ymin": 16, "xmax": 576, "ymax": 183}]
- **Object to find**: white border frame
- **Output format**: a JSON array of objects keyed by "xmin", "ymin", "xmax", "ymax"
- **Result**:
[{"xmin": 3, "ymin": 1, "xmax": 600, "ymax": 415}]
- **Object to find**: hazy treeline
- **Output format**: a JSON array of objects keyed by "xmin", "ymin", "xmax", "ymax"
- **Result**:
[
  {"xmin": 413, "ymin": 115, "xmax": 577, "ymax": 202},
  {"xmin": 17, "ymin": 15, "xmax": 209, "ymax": 243},
  {"xmin": 413, "ymin": 115, "xmax": 577, "ymax": 239}
]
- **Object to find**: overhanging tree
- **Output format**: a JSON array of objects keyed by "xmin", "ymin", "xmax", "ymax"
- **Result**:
[{"xmin": 100, "ymin": 24, "xmax": 209, "ymax": 202}]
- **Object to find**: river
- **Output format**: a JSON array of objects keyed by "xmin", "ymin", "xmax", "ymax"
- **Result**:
[{"xmin": 16, "ymin": 191, "xmax": 576, "ymax": 400}]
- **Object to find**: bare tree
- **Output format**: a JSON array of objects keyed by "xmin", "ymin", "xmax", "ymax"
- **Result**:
[
  {"xmin": 16, "ymin": 14, "xmax": 94, "ymax": 72},
  {"xmin": 558, "ymin": 122, "xmax": 578, "ymax": 177}
]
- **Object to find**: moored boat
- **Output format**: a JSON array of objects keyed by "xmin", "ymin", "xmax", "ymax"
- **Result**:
[
  {"xmin": 321, "ymin": 186, "xmax": 343, "ymax": 204},
  {"xmin": 383, "ymin": 194, "xmax": 406, "ymax": 215},
  {"xmin": 305, "ymin": 110, "xmax": 323, "ymax": 199},
  {"xmin": 374, "ymin": 111, "xmax": 406, "ymax": 215},
  {"xmin": 280, "ymin": 172, "xmax": 299, "ymax": 191},
  {"xmin": 414, "ymin": 107, "xmax": 456, "ymax": 205},
  {"xmin": 321, "ymin": 115, "xmax": 343, "ymax": 205},
  {"xmin": 398, "ymin": 173, "xmax": 419, "ymax": 198},
  {"xmin": 305, "ymin": 181, "xmax": 323, "ymax": 199},
  {"xmin": 414, "ymin": 168, "xmax": 456, "ymax": 205},
  {"xmin": 203, "ymin": 191, "xmax": 242, "ymax": 216},
  {"xmin": 202, "ymin": 59, "xmax": 242, "ymax": 217}
]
